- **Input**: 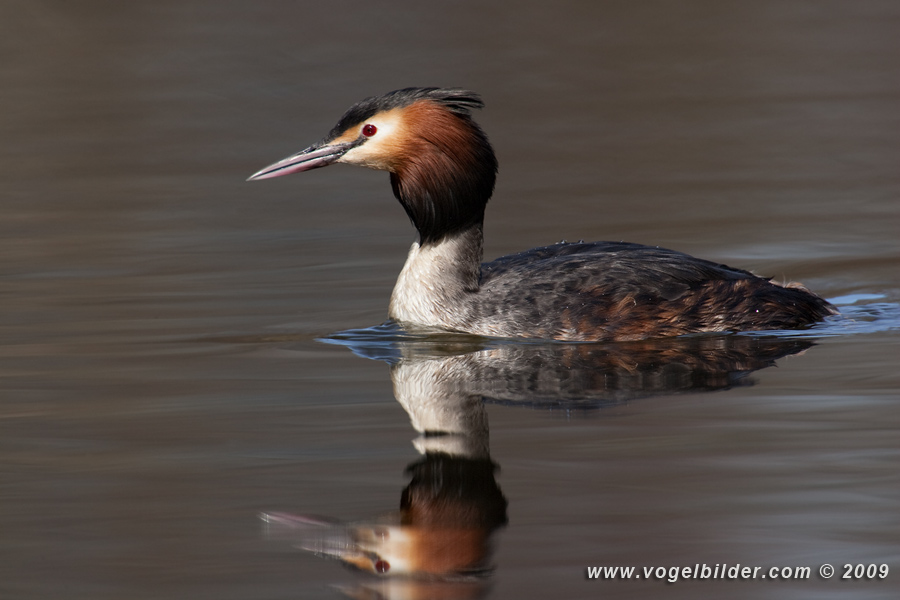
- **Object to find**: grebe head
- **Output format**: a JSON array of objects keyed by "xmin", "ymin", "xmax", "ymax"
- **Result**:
[{"xmin": 248, "ymin": 87, "xmax": 498, "ymax": 244}]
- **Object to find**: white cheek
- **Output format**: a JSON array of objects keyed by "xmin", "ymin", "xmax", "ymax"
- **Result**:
[
  {"xmin": 339, "ymin": 142, "xmax": 387, "ymax": 169},
  {"xmin": 337, "ymin": 111, "xmax": 404, "ymax": 170}
]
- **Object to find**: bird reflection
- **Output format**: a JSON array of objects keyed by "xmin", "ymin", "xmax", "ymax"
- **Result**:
[
  {"xmin": 262, "ymin": 453, "xmax": 505, "ymax": 578},
  {"xmin": 340, "ymin": 328, "xmax": 819, "ymax": 410},
  {"xmin": 263, "ymin": 331, "xmax": 816, "ymax": 594}
]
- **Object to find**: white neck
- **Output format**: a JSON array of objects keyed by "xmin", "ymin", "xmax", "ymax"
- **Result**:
[{"xmin": 388, "ymin": 226, "xmax": 483, "ymax": 330}]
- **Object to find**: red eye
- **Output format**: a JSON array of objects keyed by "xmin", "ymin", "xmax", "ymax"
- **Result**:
[
  {"xmin": 362, "ymin": 124, "xmax": 377, "ymax": 137},
  {"xmin": 374, "ymin": 559, "xmax": 390, "ymax": 573}
]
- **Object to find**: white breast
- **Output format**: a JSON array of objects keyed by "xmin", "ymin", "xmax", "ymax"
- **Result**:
[{"xmin": 390, "ymin": 240, "xmax": 457, "ymax": 327}]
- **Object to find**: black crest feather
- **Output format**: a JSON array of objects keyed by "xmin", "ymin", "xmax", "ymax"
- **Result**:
[{"xmin": 326, "ymin": 87, "xmax": 485, "ymax": 142}]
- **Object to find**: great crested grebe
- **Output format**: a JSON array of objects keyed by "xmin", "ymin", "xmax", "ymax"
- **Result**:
[{"xmin": 249, "ymin": 87, "xmax": 836, "ymax": 341}]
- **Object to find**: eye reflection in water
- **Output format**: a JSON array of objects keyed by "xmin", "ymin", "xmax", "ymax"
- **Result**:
[{"xmin": 262, "ymin": 330, "xmax": 818, "ymax": 595}]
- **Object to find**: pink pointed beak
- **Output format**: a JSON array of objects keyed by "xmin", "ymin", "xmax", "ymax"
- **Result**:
[{"xmin": 247, "ymin": 140, "xmax": 356, "ymax": 181}]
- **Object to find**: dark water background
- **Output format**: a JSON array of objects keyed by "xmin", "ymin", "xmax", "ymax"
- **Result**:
[{"xmin": 2, "ymin": 2, "xmax": 899, "ymax": 599}]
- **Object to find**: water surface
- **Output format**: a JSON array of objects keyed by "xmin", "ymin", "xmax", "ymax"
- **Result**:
[{"xmin": 2, "ymin": 2, "xmax": 899, "ymax": 599}]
